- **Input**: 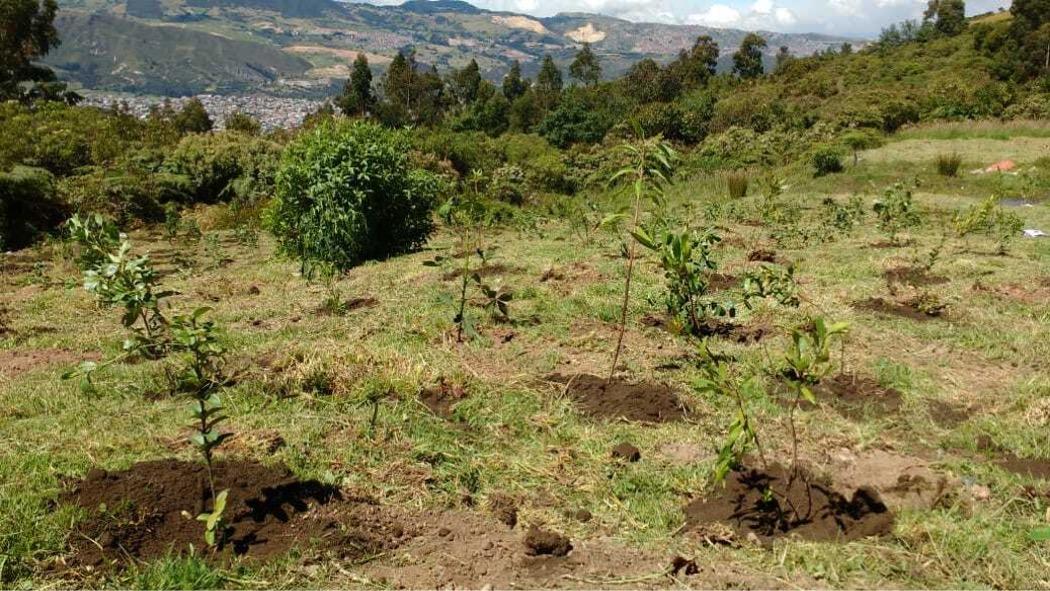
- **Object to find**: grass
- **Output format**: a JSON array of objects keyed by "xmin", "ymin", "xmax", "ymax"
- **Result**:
[
  {"xmin": 2, "ymin": 128, "xmax": 1050, "ymax": 588},
  {"xmin": 898, "ymin": 119, "xmax": 1050, "ymax": 140}
]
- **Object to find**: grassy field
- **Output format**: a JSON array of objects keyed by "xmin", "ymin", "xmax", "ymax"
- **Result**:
[{"xmin": 2, "ymin": 128, "xmax": 1049, "ymax": 589}]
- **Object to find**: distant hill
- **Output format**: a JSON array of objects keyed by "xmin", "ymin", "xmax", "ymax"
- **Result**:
[{"xmin": 47, "ymin": 0, "xmax": 859, "ymax": 97}]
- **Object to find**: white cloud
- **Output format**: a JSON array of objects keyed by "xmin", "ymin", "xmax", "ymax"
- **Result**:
[
  {"xmin": 774, "ymin": 6, "xmax": 796, "ymax": 24},
  {"xmin": 685, "ymin": 4, "xmax": 742, "ymax": 26}
]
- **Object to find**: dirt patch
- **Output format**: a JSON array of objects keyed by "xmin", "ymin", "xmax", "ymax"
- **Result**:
[
  {"xmin": 708, "ymin": 273, "xmax": 739, "ymax": 291},
  {"xmin": 549, "ymin": 374, "xmax": 688, "ymax": 423},
  {"xmin": 928, "ymin": 400, "xmax": 971, "ymax": 427},
  {"xmin": 524, "ymin": 527, "xmax": 572, "ymax": 557},
  {"xmin": 814, "ymin": 373, "xmax": 905, "ymax": 420},
  {"xmin": 419, "ymin": 378, "xmax": 467, "ymax": 418},
  {"xmin": 683, "ymin": 464, "xmax": 895, "ymax": 543},
  {"xmin": 971, "ymin": 280, "xmax": 1050, "ymax": 305},
  {"xmin": 61, "ymin": 459, "xmax": 410, "ymax": 568},
  {"xmin": 826, "ymin": 448, "xmax": 953, "ymax": 511},
  {"xmin": 997, "ymin": 454, "xmax": 1050, "ymax": 480},
  {"xmin": 488, "ymin": 493, "xmax": 518, "ymax": 528},
  {"xmin": 884, "ymin": 266, "xmax": 949, "ymax": 287},
  {"xmin": 0, "ymin": 348, "xmax": 101, "ymax": 379},
  {"xmin": 359, "ymin": 510, "xmax": 666, "ymax": 589},
  {"xmin": 852, "ymin": 297, "xmax": 942, "ymax": 321},
  {"xmin": 611, "ymin": 443, "xmax": 641, "ymax": 462},
  {"xmin": 315, "ymin": 296, "xmax": 378, "ymax": 316}
]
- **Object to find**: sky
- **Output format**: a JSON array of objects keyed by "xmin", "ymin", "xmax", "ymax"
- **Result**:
[{"xmin": 365, "ymin": 0, "xmax": 1011, "ymax": 37}]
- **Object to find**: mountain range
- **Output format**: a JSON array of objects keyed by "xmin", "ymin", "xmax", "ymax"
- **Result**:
[{"xmin": 46, "ymin": 0, "xmax": 859, "ymax": 97}]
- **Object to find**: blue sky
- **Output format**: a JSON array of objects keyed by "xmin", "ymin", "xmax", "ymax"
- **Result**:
[{"xmin": 369, "ymin": 0, "xmax": 1011, "ymax": 37}]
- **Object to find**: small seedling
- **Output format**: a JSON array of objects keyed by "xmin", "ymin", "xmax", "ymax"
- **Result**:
[
  {"xmin": 171, "ymin": 307, "xmax": 231, "ymax": 548},
  {"xmin": 82, "ymin": 238, "xmax": 174, "ymax": 358},
  {"xmin": 67, "ymin": 213, "xmax": 121, "ymax": 271},
  {"xmin": 953, "ymin": 195, "xmax": 1024, "ymax": 254}
]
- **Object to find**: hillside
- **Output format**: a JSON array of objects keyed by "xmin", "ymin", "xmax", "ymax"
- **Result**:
[{"xmin": 46, "ymin": 0, "xmax": 856, "ymax": 97}]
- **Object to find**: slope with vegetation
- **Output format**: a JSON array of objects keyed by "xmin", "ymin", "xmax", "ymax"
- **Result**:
[{"xmin": 2, "ymin": 0, "xmax": 1050, "ymax": 588}]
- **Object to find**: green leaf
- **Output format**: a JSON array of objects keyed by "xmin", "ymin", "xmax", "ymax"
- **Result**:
[{"xmin": 1029, "ymin": 527, "xmax": 1050, "ymax": 542}]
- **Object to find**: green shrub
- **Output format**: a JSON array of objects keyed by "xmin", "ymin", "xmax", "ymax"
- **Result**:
[
  {"xmin": 0, "ymin": 166, "xmax": 66, "ymax": 250},
  {"xmin": 268, "ymin": 120, "xmax": 441, "ymax": 271},
  {"xmin": 59, "ymin": 163, "xmax": 190, "ymax": 225},
  {"xmin": 164, "ymin": 132, "xmax": 280, "ymax": 203},
  {"xmin": 726, "ymin": 171, "xmax": 749, "ymax": 198},
  {"xmin": 811, "ymin": 145, "xmax": 844, "ymax": 176},
  {"xmin": 413, "ymin": 130, "xmax": 501, "ymax": 177},
  {"xmin": 935, "ymin": 152, "xmax": 963, "ymax": 176}
]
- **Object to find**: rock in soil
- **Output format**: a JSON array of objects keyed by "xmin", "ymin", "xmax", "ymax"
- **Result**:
[
  {"xmin": 683, "ymin": 464, "xmax": 895, "ymax": 543},
  {"xmin": 611, "ymin": 442, "xmax": 642, "ymax": 462},
  {"xmin": 549, "ymin": 374, "xmax": 688, "ymax": 423},
  {"xmin": 523, "ymin": 527, "xmax": 572, "ymax": 557},
  {"xmin": 60, "ymin": 459, "xmax": 409, "ymax": 568}
]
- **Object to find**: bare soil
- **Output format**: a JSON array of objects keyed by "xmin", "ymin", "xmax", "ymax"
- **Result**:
[
  {"xmin": 549, "ymin": 374, "xmax": 689, "ymax": 423},
  {"xmin": 419, "ymin": 378, "xmax": 468, "ymax": 418},
  {"xmin": 524, "ymin": 527, "xmax": 572, "ymax": 557},
  {"xmin": 683, "ymin": 464, "xmax": 895, "ymax": 543},
  {"xmin": 61, "ymin": 459, "xmax": 408, "ymax": 568},
  {"xmin": 0, "ymin": 348, "xmax": 100, "ymax": 378},
  {"xmin": 853, "ymin": 297, "xmax": 942, "ymax": 321},
  {"xmin": 816, "ymin": 373, "xmax": 905, "ymax": 420},
  {"xmin": 611, "ymin": 442, "xmax": 642, "ymax": 462},
  {"xmin": 442, "ymin": 262, "xmax": 522, "ymax": 281},
  {"xmin": 928, "ymin": 400, "xmax": 972, "ymax": 428},
  {"xmin": 997, "ymin": 454, "xmax": 1050, "ymax": 480}
]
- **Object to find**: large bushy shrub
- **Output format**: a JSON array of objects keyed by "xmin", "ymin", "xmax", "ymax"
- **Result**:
[
  {"xmin": 0, "ymin": 166, "xmax": 67, "ymax": 250},
  {"xmin": 59, "ymin": 162, "xmax": 190, "ymax": 225},
  {"xmin": 268, "ymin": 120, "xmax": 441, "ymax": 270},
  {"xmin": 163, "ymin": 131, "xmax": 281, "ymax": 203}
]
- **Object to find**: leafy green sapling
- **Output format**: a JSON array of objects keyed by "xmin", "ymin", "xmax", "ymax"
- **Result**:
[
  {"xmin": 604, "ymin": 134, "xmax": 677, "ymax": 378},
  {"xmin": 67, "ymin": 213, "xmax": 121, "ymax": 271},
  {"xmin": 953, "ymin": 195, "xmax": 1024, "ymax": 254},
  {"xmin": 742, "ymin": 263, "xmax": 800, "ymax": 309},
  {"xmin": 632, "ymin": 226, "xmax": 734, "ymax": 335},
  {"xmin": 695, "ymin": 341, "xmax": 769, "ymax": 484},
  {"xmin": 781, "ymin": 318, "xmax": 849, "ymax": 475},
  {"xmin": 171, "ymin": 307, "xmax": 231, "ymax": 548}
]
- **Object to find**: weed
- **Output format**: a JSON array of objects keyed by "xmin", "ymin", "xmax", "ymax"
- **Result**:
[
  {"xmin": 726, "ymin": 171, "xmax": 749, "ymax": 199},
  {"xmin": 811, "ymin": 146, "xmax": 844, "ymax": 177},
  {"xmin": 935, "ymin": 152, "xmax": 963, "ymax": 177},
  {"xmin": 821, "ymin": 195, "xmax": 866, "ymax": 234}
]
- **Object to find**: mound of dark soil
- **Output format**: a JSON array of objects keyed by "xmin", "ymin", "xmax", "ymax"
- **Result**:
[
  {"xmin": 852, "ymin": 297, "xmax": 941, "ymax": 321},
  {"xmin": 683, "ymin": 464, "xmax": 894, "ymax": 543},
  {"xmin": 523, "ymin": 527, "xmax": 572, "ymax": 557},
  {"xmin": 815, "ymin": 373, "xmax": 904, "ymax": 420},
  {"xmin": 61, "ymin": 459, "xmax": 408, "ymax": 568},
  {"xmin": 747, "ymin": 249, "xmax": 779, "ymax": 263},
  {"xmin": 642, "ymin": 315, "xmax": 770, "ymax": 343},
  {"xmin": 549, "ymin": 374, "xmax": 688, "ymax": 423},
  {"xmin": 997, "ymin": 454, "xmax": 1050, "ymax": 480}
]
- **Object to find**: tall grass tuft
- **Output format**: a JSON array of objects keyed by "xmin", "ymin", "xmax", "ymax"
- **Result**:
[
  {"xmin": 726, "ymin": 171, "xmax": 749, "ymax": 198},
  {"xmin": 935, "ymin": 152, "xmax": 962, "ymax": 177}
]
